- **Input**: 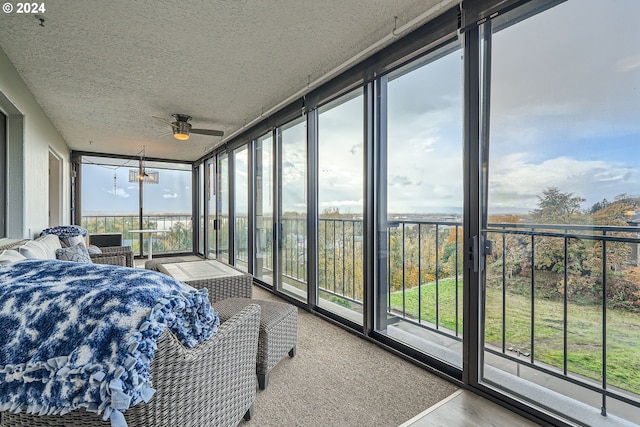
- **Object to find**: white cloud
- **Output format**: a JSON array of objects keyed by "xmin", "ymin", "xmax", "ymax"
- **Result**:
[
  {"xmin": 488, "ymin": 154, "xmax": 636, "ymax": 210},
  {"xmin": 163, "ymin": 193, "xmax": 178, "ymax": 199},
  {"xmin": 617, "ymin": 54, "xmax": 640, "ymax": 73},
  {"xmin": 105, "ymin": 188, "xmax": 130, "ymax": 198}
]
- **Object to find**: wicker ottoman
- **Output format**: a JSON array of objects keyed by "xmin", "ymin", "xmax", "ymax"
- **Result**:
[
  {"xmin": 214, "ymin": 297, "xmax": 297, "ymax": 390},
  {"xmin": 145, "ymin": 257, "xmax": 190, "ymax": 271}
]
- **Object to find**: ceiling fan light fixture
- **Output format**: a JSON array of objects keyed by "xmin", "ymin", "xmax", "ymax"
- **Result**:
[
  {"xmin": 173, "ymin": 121, "xmax": 191, "ymax": 140},
  {"xmin": 173, "ymin": 131, "xmax": 190, "ymax": 140}
]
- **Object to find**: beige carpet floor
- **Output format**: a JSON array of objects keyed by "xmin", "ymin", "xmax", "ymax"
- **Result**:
[{"xmin": 238, "ymin": 286, "xmax": 459, "ymax": 427}]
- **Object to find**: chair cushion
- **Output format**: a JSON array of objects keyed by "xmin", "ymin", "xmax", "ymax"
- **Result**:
[{"xmin": 55, "ymin": 242, "xmax": 93, "ymax": 263}]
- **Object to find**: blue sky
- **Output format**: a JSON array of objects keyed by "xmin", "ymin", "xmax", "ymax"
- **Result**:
[
  {"xmin": 82, "ymin": 162, "xmax": 192, "ymax": 215},
  {"xmin": 487, "ymin": 0, "xmax": 640, "ymax": 212}
]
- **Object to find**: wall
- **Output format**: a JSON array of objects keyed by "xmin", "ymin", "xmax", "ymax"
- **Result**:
[{"xmin": 0, "ymin": 46, "xmax": 70, "ymax": 238}]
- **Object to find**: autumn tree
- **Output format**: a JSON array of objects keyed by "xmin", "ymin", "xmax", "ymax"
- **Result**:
[{"xmin": 531, "ymin": 187, "xmax": 585, "ymax": 224}]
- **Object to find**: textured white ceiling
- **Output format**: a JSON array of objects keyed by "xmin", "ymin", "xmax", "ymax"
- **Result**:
[{"xmin": 0, "ymin": 0, "xmax": 454, "ymax": 161}]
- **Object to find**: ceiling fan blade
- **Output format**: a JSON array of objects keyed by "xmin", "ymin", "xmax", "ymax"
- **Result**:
[
  {"xmin": 153, "ymin": 116, "xmax": 178, "ymax": 128},
  {"xmin": 192, "ymin": 128, "xmax": 224, "ymax": 137}
]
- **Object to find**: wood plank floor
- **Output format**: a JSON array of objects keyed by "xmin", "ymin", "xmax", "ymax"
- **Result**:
[{"xmin": 400, "ymin": 389, "xmax": 541, "ymax": 427}]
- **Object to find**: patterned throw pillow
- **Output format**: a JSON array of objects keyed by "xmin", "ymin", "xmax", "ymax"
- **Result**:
[
  {"xmin": 55, "ymin": 242, "xmax": 93, "ymax": 263},
  {"xmin": 40, "ymin": 225, "xmax": 88, "ymax": 238},
  {"xmin": 87, "ymin": 244, "xmax": 103, "ymax": 254},
  {"xmin": 41, "ymin": 226, "xmax": 88, "ymax": 248},
  {"xmin": 59, "ymin": 235, "xmax": 85, "ymax": 248}
]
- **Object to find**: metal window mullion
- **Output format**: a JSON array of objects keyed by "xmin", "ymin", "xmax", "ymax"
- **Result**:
[
  {"xmin": 307, "ymin": 108, "xmax": 319, "ymax": 308},
  {"xmin": 371, "ymin": 77, "xmax": 388, "ymax": 333},
  {"xmin": 274, "ymin": 128, "xmax": 283, "ymax": 293},
  {"xmin": 463, "ymin": 25, "xmax": 482, "ymax": 386},
  {"xmin": 247, "ymin": 140, "xmax": 255, "ymax": 274},
  {"xmin": 228, "ymin": 151, "xmax": 236, "ymax": 266}
]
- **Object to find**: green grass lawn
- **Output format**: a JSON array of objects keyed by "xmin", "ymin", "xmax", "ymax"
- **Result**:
[{"xmin": 390, "ymin": 279, "xmax": 640, "ymax": 395}]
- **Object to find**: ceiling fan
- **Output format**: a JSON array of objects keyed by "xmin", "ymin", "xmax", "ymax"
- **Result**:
[{"xmin": 153, "ymin": 114, "xmax": 224, "ymax": 141}]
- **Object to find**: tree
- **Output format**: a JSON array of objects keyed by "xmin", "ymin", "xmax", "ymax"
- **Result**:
[
  {"xmin": 531, "ymin": 187, "xmax": 585, "ymax": 224},
  {"xmin": 589, "ymin": 198, "xmax": 609, "ymax": 214}
]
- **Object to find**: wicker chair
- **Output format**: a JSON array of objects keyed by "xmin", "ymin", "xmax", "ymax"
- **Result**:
[
  {"xmin": 0, "ymin": 304, "xmax": 261, "ymax": 427},
  {"xmin": 0, "ymin": 239, "xmax": 30, "ymax": 251},
  {"xmin": 89, "ymin": 245, "xmax": 134, "ymax": 267},
  {"xmin": 0, "ymin": 239, "xmax": 133, "ymax": 268}
]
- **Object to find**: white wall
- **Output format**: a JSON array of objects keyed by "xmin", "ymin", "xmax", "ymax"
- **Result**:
[{"xmin": 0, "ymin": 46, "xmax": 70, "ymax": 239}]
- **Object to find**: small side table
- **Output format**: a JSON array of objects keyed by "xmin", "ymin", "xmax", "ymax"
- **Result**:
[{"xmin": 128, "ymin": 229, "xmax": 168, "ymax": 260}]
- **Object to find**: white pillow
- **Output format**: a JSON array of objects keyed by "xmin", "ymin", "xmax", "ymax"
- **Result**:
[
  {"xmin": 0, "ymin": 249, "xmax": 27, "ymax": 265},
  {"xmin": 18, "ymin": 240, "xmax": 48, "ymax": 259},
  {"xmin": 35, "ymin": 234, "xmax": 63, "ymax": 259}
]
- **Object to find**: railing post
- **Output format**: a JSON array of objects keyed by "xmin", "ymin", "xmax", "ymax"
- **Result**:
[
  {"xmin": 530, "ymin": 229, "xmax": 535, "ymax": 364},
  {"xmin": 418, "ymin": 223, "xmax": 422, "ymax": 325},
  {"xmin": 602, "ymin": 232, "xmax": 608, "ymax": 417}
]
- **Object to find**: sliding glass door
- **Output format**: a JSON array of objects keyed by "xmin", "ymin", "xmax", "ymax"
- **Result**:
[
  {"xmin": 0, "ymin": 111, "xmax": 5, "ymax": 238},
  {"xmin": 317, "ymin": 89, "xmax": 364, "ymax": 324},
  {"xmin": 206, "ymin": 157, "xmax": 218, "ymax": 259},
  {"xmin": 275, "ymin": 117, "xmax": 308, "ymax": 303},
  {"xmin": 234, "ymin": 146, "xmax": 249, "ymax": 271},
  {"xmin": 254, "ymin": 132, "xmax": 274, "ymax": 285},
  {"xmin": 197, "ymin": 163, "xmax": 205, "ymax": 256},
  {"xmin": 217, "ymin": 153, "xmax": 230, "ymax": 264},
  {"xmin": 375, "ymin": 41, "xmax": 464, "ymax": 369},
  {"xmin": 479, "ymin": 1, "xmax": 640, "ymax": 424}
]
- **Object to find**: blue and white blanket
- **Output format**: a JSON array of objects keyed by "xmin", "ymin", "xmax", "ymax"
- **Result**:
[{"xmin": 0, "ymin": 259, "xmax": 219, "ymax": 427}]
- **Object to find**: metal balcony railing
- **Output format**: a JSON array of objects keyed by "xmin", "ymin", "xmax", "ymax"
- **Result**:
[
  {"xmin": 81, "ymin": 214, "xmax": 193, "ymax": 256},
  {"xmin": 82, "ymin": 213, "xmax": 640, "ymax": 412},
  {"xmin": 484, "ymin": 222, "xmax": 640, "ymax": 414}
]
